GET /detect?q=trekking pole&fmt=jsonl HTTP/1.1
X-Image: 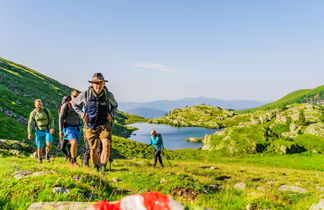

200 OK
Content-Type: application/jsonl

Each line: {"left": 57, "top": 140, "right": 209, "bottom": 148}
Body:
{"left": 162, "top": 152, "right": 172, "bottom": 167}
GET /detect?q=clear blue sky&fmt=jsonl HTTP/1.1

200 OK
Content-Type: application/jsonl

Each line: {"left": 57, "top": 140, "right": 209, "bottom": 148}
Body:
{"left": 1, "top": 0, "right": 323, "bottom": 102}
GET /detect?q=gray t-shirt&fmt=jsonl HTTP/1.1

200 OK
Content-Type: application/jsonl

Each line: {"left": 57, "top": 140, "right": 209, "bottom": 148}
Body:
{"left": 58, "top": 102, "right": 81, "bottom": 133}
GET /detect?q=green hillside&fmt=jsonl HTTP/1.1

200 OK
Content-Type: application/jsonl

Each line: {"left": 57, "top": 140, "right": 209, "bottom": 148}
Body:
{"left": 149, "top": 104, "right": 251, "bottom": 129}
{"left": 0, "top": 57, "right": 144, "bottom": 140}
{"left": 238, "top": 85, "right": 324, "bottom": 113}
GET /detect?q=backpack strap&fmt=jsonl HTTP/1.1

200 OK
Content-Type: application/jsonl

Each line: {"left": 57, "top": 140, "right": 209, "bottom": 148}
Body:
{"left": 43, "top": 108, "right": 50, "bottom": 129}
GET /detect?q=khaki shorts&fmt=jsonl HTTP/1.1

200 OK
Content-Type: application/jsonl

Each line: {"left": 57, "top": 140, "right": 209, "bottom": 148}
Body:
{"left": 84, "top": 121, "right": 112, "bottom": 150}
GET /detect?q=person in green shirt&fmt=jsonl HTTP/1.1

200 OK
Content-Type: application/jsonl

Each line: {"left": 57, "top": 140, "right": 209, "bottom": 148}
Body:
{"left": 27, "top": 99, "right": 54, "bottom": 163}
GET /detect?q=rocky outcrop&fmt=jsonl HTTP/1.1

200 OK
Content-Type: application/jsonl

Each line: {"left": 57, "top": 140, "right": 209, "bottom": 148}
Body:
{"left": 202, "top": 104, "right": 324, "bottom": 155}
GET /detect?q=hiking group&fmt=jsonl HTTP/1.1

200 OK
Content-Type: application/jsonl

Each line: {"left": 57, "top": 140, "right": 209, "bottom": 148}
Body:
{"left": 27, "top": 72, "right": 164, "bottom": 171}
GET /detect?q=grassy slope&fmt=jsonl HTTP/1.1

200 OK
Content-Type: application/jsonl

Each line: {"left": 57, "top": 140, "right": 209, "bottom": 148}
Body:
{"left": 238, "top": 85, "right": 324, "bottom": 113}
{"left": 0, "top": 57, "right": 144, "bottom": 140}
{"left": 1, "top": 153, "right": 323, "bottom": 210}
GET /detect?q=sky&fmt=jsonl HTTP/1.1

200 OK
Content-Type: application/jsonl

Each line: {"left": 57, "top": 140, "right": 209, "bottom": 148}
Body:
{"left": 0, "top": 0, "right": 323, "bottom": 102}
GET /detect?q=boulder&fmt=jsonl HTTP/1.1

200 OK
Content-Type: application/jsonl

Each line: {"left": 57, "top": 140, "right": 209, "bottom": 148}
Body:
{"left": 234, "top": 183, "right": 246, "bottom": 191}
{"left": 278, "top": 185, "right": 307, "bottom": 194}
{"left": 309, "top": 199, "right": 324, "bottom": 210}
{"left": 304, "top": 123, "right": 324, "bottom": 137}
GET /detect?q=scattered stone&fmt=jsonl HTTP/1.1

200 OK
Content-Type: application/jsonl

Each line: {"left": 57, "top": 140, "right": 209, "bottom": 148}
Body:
{"left": 208, "top": 184, "right": 223, "bottom": 191}
{"left": 278, "top": 185, "right": 307, "bottom": 194}
{"left": 112, "top": 178, "right": 121, "bottom": 183}
{"left": 234, "top": 183, "right": 247, "bottom": 191}
{"left": 28, "top": 202, "right": 90, "bottom": 209}
{"left": 81, "top": 192, "right": 99, "bottom": 199}
{"left": 30, "top": 152, "right": 37, "bottom": 158}
{"left": 202, "top": 189, "right": 208, "bottom": 194}
{"left": 12, "top": 170, "right": 32, "bottom": 179}
{"left": 317, "top": 186, "right": 324, "bottom": 192}
{"left": 52, "top": 187, "right": 69, "bottom": 194}
{"left": 309, "top": 199, "right": 324, "bottom": 210}
{"left": 160, "top": 178, "right": 167, "bottom": 184}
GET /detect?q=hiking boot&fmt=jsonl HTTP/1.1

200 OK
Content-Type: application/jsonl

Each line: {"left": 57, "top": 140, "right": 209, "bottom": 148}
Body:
{"left": 83, "top": 159, "right": 89, "bottom": 167}
{"left": 65, "top": 155, "right": 71, "bottom": 162}
{"left": 46, "top": 153, "right": 50, "bottom": 162}
{"left": 93, "top": 165, "right": 100, "bottom": 172}
{"left": 38, "top": 158, "right": 43, "bottom": 164}
{"left": 99, "top": 164, "right": 107, "bottom": 173}
{"left": 71, "top": 158, "right": 79, "bottom": 167}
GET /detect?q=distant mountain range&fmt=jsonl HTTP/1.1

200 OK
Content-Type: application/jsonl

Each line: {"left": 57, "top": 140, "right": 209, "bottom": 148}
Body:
{"left": 119, "top": 97, "right": 267, "bottom": 118}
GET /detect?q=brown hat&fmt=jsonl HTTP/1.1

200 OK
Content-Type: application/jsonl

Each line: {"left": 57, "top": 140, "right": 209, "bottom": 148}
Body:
{"left": 88, "top": 73, "right": 108, "bottom": 83}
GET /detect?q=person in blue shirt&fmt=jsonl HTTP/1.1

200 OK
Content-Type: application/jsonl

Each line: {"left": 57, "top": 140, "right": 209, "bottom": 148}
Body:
{"left": 146, "top": 130, "right": 164, "bottom": 167}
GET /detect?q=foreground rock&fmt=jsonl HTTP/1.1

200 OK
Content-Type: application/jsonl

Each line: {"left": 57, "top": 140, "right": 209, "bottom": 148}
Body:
{"left": 28, "top": 202, "right": 90, "bottom": 210}
{"left": 278, "top": 185, "right": 307, "bottom": 194}
{"left": 28, "top": 192, "right": 185, "bottom": 210}
{"left": 309, "top": 199, "right": 324, "bottom": 210}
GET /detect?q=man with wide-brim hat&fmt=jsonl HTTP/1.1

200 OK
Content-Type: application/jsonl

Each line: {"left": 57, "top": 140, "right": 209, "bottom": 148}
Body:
{"left": 72, "top": 72, "right": 118, "bottom": 172}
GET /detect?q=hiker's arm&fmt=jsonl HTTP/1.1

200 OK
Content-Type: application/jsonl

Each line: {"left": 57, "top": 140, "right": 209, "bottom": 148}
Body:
{"left": 27, "top": 111, "right": 35, "bottom": 139}
{"left": 58, "top": 103, "right": 67, "bottom": 136}
{"left": 147, "top": 137, "right": 152, "bottom": 147}
{"left": 72, "top": 91, "right": 86, "bottom": 118}
{"left": 108, "top": 91, "right": 118, "bottom": 115}
{"left": 48, "top": 109, "right": 55, "bottom": 129}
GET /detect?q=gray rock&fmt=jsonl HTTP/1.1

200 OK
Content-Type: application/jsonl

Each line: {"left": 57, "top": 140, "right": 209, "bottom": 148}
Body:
{"left": 112, "top": 177, "right": 121, "bottom": 183}
{"left": 28, "top": 202, "right": 91, "bottom": 209}
{"left": 12, "top": 170, "right": 32, "bottom": 179}
{"left": 52, "top": 187, "right": 69, "bottom": 194}
{"left": 309, "top": 199, "right": 324, "bottom": 210}
{"left": 317, "top": 186, "right": 324, "bottom": 192}
{"left": 160, "top": 178, "right": 167, "bottom": 184}
{"left": 234, "top": 183, "right": 246, "bottom": 191}
{"left": 81, "top": 192, "right": 99, "bottom": 199}
{"left": 278, "top": 185, "right": 307, "bottom": 194}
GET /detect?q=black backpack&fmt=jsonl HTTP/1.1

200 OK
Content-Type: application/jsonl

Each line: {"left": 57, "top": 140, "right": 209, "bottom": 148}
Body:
{"left": 58, "top": 96, "right": 72, "bottom": 114}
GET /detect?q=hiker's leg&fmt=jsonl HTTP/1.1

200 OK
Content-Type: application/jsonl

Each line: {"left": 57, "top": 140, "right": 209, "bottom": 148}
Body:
{"left": 153, "top": 149, "right": 159, "bottom": 166}
{"left": 37, "top": 147, "right": 43, "bottom": 160}
{"left": 100, "top": 138, "right": 110, "bottom": 165}
{"left": 83, "top": 135, "right": 90, "bottom": 166}
{"left": 61, "top": 140, "right": 69, "bottom": 157}
{"left": 70, "top": 139, "right": 77, "bottom": 159}
{"left": 45, "top": 132, "right": 53, "bottom": 154}
{"left": 35, "top": 130, "right": 45, "bottom": 162}
{"left": 90, "top": 147, "right": 99, "bottom": 166}
{"left": 157, "top": 150, "right": 163, "bottom": 166}
{"left": 46, "top": 142, "right": 51, "bottom": 154}
{"left": 98, "top": 139, "right": 103, "bottom": 164}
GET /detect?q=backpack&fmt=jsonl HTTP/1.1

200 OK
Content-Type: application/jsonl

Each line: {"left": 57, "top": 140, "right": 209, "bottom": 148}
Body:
{"left": 85, "top": 86, "right": 112, "bottom": 111}
{"left": 32, "top": 108, "right": 50, "bottom": 130}
{"left": 58, "top": 95, "right": 72, "bottom": 114}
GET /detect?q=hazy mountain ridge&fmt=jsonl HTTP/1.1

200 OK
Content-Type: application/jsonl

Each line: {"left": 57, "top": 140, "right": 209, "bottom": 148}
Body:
{"left": 119, "top": 97, "right": 266, "bottom": 118}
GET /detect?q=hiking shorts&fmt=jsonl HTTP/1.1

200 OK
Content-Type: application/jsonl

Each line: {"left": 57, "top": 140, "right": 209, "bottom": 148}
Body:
{"left": 63, "top": 126, "right": 81, "bottom": 142}
{"left": 84, "top": 121, "right": 112, "bottom": 150}
{"left": 35, "top": 129, "right": 53, "bottom": 148}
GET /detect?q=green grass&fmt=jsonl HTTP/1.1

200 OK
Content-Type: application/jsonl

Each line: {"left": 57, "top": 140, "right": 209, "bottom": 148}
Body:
{"left": 0, "top": 153, "right": 323, "bottom": 209}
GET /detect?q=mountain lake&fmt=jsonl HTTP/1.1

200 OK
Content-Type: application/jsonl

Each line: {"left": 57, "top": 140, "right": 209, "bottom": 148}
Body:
{"left": 127, "top": 123, "right": 220, "bottom": 150}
